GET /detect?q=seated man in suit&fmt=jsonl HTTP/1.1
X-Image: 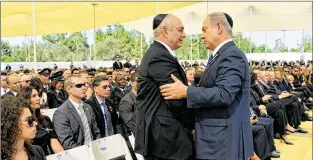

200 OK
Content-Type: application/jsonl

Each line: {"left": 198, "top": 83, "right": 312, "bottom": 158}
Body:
{"left": 255, "top": 71, "right": 308, "bottom": 133}
{"left": 1, "top": 73, "right": 21, "bottom": 98}
{"left": 119, "top": 72, "right": 138, "bottom": 135}
{"left": 53, "top": 75, "right": 101, "bottom": 150}
{"left": 113, "top": 55, "right": 123, "bottom": 70}
{"left": 84, "top": 75, "right": 119, "bottom": 137}
{"left": 250, "top": 108, "right": 280, "bottom": 158}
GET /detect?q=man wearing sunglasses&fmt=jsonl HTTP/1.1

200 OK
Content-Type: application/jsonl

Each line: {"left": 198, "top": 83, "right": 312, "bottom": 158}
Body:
{"left": 85, "top": 76, "right": 119, "bottom": 138}
{"left": 20, "top": 74, "right": 33, "bottom": 88}
{"left": 53, "top": 75, "right": 101, "bottom": 150}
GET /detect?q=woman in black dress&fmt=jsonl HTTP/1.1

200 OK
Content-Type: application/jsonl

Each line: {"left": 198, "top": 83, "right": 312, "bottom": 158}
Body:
{"left": 18, "top": 86, "right": 64, "bottom": 156}
{"left": 1, "top": 96, "right": 46, "bottom": 160}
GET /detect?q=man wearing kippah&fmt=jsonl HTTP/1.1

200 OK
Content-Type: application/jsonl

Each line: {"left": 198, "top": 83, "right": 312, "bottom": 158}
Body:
{"left": 135, "top": 13, "right": 195, "bottom": 160}
{"left": 160, "top": 12, "right": 254, "bottom": 160}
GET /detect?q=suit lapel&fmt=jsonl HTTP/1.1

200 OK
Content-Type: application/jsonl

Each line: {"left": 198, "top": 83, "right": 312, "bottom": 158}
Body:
{"left": 92, "top": 95, "right": 105, "bottom": 118}
{"left": 67, "top": 100, "right": 85, "bottom": 133}
{"left": 199, "top": 41, "right": 235, "bottom": 86}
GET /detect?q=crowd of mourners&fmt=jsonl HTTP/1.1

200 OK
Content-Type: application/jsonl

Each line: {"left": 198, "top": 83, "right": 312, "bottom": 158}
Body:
{"left": 1, "top": 56, "right": 312, "bottom": 160}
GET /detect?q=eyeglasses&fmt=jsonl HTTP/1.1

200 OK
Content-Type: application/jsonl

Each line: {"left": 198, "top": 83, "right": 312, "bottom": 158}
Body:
{"left": 72, "top": 83, "right": 86, "bottom": 88}
{"left": 102, "top": 85, "right": 111, "bottom": 90}
{"left": 24, "top": 116, "right": 37, "bottom": 127}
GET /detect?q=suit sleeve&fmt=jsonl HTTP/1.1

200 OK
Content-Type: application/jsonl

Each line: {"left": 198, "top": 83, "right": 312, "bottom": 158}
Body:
{"left": 149, "top": 52, "right": 185, "bottom": 108}
{"left": 187, "top": 52, "right": 246, "bottom": 108}
{"left": 53, "top": 109, "right": 79, "bottom": 149}
{"left": 119, "top": 96, "right": 136, "bottom": 133}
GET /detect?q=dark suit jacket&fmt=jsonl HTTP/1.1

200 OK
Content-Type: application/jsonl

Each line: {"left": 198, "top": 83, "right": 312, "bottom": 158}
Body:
{"left": 111, "top": 87, "right": 128, "bottom": 111}
{"left": 123, "top": 62, "right": 132, "bottom": 68}
{"left": 84, "top": 94, "right": 120, "bottom": 137}
{"left": 52, "top": 100, "right": 101, "bottom": 150}
{"left": 135, "top": 41, "right": 194, "bottom": 159}
{"left": 113, "top": 61, "right": 123, "bottom": 70}
{"left": 25, "top": 143, "right": 46, "bottom": 160}
{"left": 187, "top": 41, "right": 253, "bottom": 159}
{"left": 47, "top": 90, "right": 67, "bottom": 109}
{"left": 119, "top": 91, "right": 137, "bottom": 135}
{"left": 1, "top": 90, "right": 15, "bottom": 99}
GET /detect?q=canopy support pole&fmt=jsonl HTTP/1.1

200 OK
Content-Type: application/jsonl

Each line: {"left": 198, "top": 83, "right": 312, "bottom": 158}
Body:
{"left": 92, "top": 3, "right": 97, "bottom": 61}
{"left": 32, "top": 2, "right": 37, "bottom": 69}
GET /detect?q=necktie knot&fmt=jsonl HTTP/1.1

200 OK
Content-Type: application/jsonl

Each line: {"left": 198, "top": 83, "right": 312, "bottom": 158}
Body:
{"left": 206, "top": 54, "right": 214, "bottom": 66}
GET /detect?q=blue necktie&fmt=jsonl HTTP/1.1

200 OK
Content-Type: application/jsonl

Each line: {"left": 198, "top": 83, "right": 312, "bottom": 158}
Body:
{"left": 206, "top": 54, "right": 214, "bottom": 67}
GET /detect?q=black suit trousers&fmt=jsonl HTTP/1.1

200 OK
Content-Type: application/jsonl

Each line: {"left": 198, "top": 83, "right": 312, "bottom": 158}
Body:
{"left": 266, "top": 103, "right": 287, "bottom": 136}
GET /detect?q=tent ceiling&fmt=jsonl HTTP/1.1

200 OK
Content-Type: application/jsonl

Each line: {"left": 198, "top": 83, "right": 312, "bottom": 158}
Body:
{"left": 1, "top": 2, "right": 199, "bottom": 37}
{"left": 121, "top": 2, "right": 312, "bottom": 36}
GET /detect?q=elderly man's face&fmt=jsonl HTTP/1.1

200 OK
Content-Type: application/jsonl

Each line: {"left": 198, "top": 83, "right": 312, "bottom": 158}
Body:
{"left": 164, "top": 16, "right": 186, "bottom": 50}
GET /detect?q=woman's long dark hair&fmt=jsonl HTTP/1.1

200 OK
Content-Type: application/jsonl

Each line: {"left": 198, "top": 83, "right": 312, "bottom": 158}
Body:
{"left": 29, "top": 77, "right": 43, "bottom": 97}
{"left": 17, "top": 86, "right": 47, "bottom": 128}
{"left": 1, "top": 97, "right": 32, "bottom": 160}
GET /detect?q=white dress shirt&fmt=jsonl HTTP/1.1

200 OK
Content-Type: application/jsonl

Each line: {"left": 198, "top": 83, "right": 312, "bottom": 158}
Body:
{"left": 155, "top": 40, "right": 176, "bottom": 58}
{"left": 211, "top": 39, "right": 233, "bottom": 57}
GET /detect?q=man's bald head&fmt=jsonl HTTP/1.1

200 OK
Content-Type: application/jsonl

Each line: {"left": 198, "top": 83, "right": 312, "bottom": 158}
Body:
{"left": 6, "top": 74, "right": 21, "bottom": 92}
{"left": 153, "top": 14, "right": 186, "bottom": 50}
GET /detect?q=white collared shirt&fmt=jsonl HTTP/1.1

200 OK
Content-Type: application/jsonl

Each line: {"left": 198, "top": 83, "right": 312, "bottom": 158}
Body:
{"left": 211, "top": 39, "right": 233, "bottom": 57}
{"left": 155, "top": 40, "right": 176, "bottom": 58}
{"left": 1, "top": 87, "right": 7, "bottom": 96}
{"left": 69, "top": 98, "right": 84, "bottom": 115}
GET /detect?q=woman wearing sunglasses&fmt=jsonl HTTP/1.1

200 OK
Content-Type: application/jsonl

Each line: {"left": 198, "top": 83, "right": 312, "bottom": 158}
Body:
{"left": 1, "top": 96, "right": 46, "bottom": 160}
{"left": 18, "top": 86, "right": 64, "bottom": 156}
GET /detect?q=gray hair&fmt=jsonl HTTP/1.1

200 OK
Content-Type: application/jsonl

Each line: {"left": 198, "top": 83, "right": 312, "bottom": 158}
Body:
{"left": 207, "top": 12, "right": 233, "bottom": 36}
{"left": 153, "top": 14, "right": 175, "bottom": 37}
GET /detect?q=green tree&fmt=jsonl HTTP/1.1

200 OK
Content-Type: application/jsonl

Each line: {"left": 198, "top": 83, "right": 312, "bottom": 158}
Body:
{"left": 1, "top": 40, "right": 12, "bottom": 56}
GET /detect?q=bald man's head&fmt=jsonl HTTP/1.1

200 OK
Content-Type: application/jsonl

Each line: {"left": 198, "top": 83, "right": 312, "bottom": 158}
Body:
{"left": 7, "top": 74, "right": 21, "bottom": 92}
{"left": 153, "top": 14, "right": 186, "bottom": 50}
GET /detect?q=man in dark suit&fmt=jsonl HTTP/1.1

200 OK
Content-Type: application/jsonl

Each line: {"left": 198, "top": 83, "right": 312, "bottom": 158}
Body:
{"left": 111, "top": 74, "right": 128, "bottom": 111}
{"left": 113, "top": 55, "right": 123, "bottom": 70}
{"left": 160, "top": 13, "right": 253, "bottom": 160}
{"left": 84, "top": 76, "right": 119, "bottom": 137}
{"left": 1, "top": 74, "right": 21, "bottom": 98}
{"left": 53, "top": 75, "right": 101, "bottom": 150}
{"left": 119, "top": 72, "right": 138, "bottom": 134}
{"left": 135, "top": 13, "right": 194, "bottom": 160}
{"left": 124, "top": 56, "right": 132, "bottom": 69}
{"left": 131, "top": 59, "right": 140, "bottom": 71}
{"left": 1, "top": 71, "right": 8, "bottom": 96}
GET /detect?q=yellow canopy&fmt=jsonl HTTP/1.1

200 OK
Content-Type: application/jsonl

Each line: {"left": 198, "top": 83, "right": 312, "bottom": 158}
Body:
{"left": 1, "top": 2, "right": 199, "bottom": 37}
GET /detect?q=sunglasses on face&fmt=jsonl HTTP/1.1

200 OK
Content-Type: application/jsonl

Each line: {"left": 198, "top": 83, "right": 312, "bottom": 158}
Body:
{"left": 20, "top": 80, "right": 31, "bottom": 83}
{"left": 24, "top": 116, "right": 37, "bottom": 127}
{"left": 72, "top": 83, "right": 86, "bottom": 88}
{"left": 101, "top": 84, "right": 111, "bottom": 90}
